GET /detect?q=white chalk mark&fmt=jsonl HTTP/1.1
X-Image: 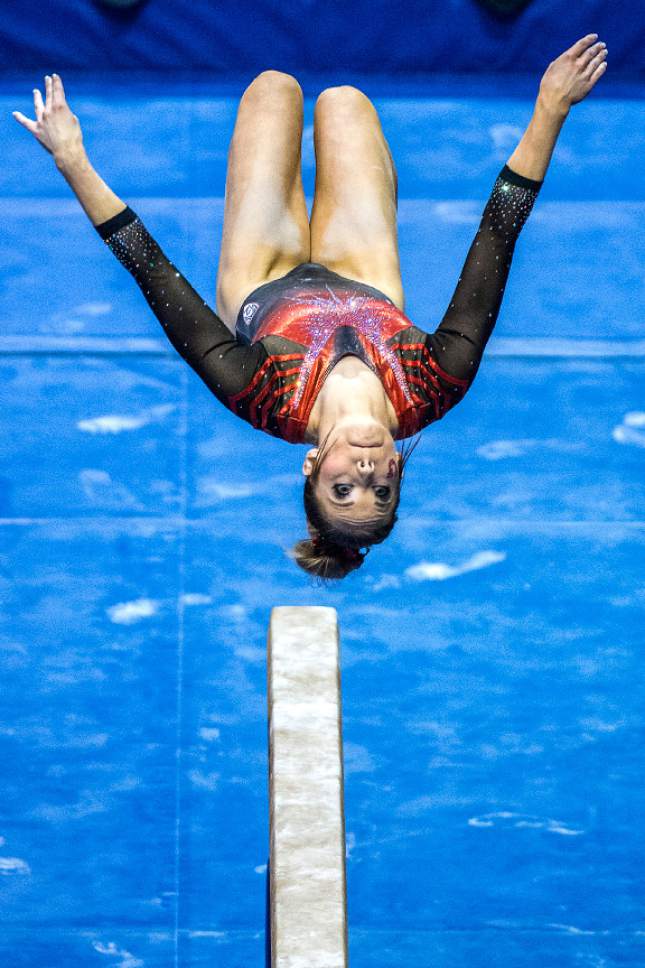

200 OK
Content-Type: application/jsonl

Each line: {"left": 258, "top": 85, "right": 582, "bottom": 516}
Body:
{"left": 0, "top": 856, "right": 31, "bottom": 875}
{"left": 78, "top": 469, "right": 144, "bottom": 509}
{"left": 198, "top": 479, "right": 257, "bottom": 502}
{"left": 77, "top": 403, "right": 175, "bottom": 435}
{"left": 106, "top": 598, "right": 159, "bottom": 625}
{"left": 405, "top": 550, "right": 506, "bottom": 582}
{"left": 489, "top": 122, "right": 524, "bottom": 152}
{"left": 188, "top": 770, "right": 220, "bottom": 791}
{"left": 181, "top": 593, "right": 212, "bottom": 607}
{"left": 92, "top": 940, "right": 143, "bottom": 968}
{"left": 613, "top": 411, "right": 645, "bottom": 448}
{"left": 467, "top": 811, "right": 584, "bottom": 836}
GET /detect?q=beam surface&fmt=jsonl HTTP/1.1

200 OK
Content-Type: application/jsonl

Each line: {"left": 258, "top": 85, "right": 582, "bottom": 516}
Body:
{"left": 268, "top": 606, "right": 348, "bottom": 968}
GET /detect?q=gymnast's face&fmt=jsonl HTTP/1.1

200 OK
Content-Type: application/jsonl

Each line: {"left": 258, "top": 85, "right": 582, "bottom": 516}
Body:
{"left": 302, "top": 421, "right": 401, "bottom": 527}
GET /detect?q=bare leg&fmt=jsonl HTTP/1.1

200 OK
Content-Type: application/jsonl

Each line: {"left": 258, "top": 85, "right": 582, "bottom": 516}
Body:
{"left": 216, "top": 71, "right": 310, "bottom": 331}
{"left": 309, "top": 86, "right": 404, "bottom": 311}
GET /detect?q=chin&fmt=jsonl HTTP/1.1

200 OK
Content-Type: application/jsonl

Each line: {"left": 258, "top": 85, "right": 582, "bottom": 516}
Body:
{"left": 343, "top": 423, "right": 387, "bottom": 448}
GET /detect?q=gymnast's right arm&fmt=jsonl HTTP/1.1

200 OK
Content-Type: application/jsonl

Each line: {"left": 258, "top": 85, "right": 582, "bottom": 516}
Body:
{"left": 57, "top": 160, "right": 266, "bottom": 406}
{"left": 93, "top": 207, "right": 266, "bottom": 403}
{"left": 13, "top": 73, "right": 264, "bottom": 405}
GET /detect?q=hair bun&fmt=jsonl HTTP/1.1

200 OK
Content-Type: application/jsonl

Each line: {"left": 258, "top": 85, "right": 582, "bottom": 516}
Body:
{"left": 292, "top": 536, "right": 366, "bottom": 580}
{"left": 312, "top": 536, "right": 365, "bottom": 564}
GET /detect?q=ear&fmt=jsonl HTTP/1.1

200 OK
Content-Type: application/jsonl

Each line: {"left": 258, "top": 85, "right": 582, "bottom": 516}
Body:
{"left": 302, "top": 447, "right": 318, "bottom": 477}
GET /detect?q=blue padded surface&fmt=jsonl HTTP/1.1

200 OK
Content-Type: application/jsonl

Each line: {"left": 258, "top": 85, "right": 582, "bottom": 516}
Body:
{"left": 2, "top": 0, "right": 643, "bottom": 75}
{"left": 1, "top": 76, "right": 644, "bottom": 967}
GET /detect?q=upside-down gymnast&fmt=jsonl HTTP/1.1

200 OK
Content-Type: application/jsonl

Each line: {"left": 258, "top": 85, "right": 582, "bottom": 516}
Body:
{"left": 14, "top": 34, "right": 607, "bottom": 579}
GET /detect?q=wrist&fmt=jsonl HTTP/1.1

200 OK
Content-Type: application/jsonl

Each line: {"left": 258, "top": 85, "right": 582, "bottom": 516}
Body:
{"left": 55, "top": 145, "right": 89, "bottom": 176}
{"left": 536, "top": 89, "right": 570, "bottom": 122}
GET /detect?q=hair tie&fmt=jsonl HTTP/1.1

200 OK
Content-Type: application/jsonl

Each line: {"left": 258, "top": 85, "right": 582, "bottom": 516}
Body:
{"left": 340, "top": 546, "right": 365, "bottom": 563}
{"left": 311, "top": 536, "right": 364, "bottom": 563}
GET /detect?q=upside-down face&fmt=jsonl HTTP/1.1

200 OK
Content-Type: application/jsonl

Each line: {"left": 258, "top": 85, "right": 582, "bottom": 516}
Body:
{"left": 302, "top": 417, "right": 402, "bottom": 531}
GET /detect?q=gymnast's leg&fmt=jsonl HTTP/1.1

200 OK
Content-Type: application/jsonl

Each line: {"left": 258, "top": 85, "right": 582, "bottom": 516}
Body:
{"left": 216, "top": 71, "right": 311, "bottom": 331}
{"left": 309, "top": 85, "right": 404, "bottom": 311}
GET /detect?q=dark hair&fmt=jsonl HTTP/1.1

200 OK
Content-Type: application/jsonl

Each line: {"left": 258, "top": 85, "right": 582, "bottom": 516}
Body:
{"left": 291, "top": 434, "right": 419, "bottom": 580}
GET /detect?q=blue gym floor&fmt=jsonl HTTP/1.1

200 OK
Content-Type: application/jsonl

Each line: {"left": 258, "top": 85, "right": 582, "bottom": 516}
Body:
{"left": 1, "top": 76, "right": 644, "bottom": 967}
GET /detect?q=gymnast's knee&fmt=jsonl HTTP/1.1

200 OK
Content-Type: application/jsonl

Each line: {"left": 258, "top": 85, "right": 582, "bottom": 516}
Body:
{"left": 315, "top": 85, "right": 373, "bottom": 116}
{"left": 244, "top": 70, "right": 303, "bottom": 103}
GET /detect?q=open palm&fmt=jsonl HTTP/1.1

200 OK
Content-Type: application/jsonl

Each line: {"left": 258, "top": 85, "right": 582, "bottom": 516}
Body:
{"left": 13, "top": 73, "right": 83, "bottom": 160}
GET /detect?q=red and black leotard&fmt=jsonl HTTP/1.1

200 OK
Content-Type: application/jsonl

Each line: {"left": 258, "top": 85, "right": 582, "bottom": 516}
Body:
{"left": 96, "top": 164, "right": 542, "bottom": 443}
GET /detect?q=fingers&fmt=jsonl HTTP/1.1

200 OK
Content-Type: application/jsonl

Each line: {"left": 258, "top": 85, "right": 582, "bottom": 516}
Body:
{"left": 583, "top": 46, "right": 608, "bottom": 79}
{"left": 32, "top": 74, "right": 66, "bottom": 117}
{"left": 33, "top": 86, "right": 44, "bottom": 121}
{"left": 44, "top": 74, "right": 53, "bottom": 111}
{"left": 569, "top": 33, "right": 598, "bottom": 57}
{"left": 14, "top": 74, "right": 70, "bottom": 138}
{"left": 52, "top": 73, "right": 66, "bottom": 108}
{"left": 589, "top": 60, "right": 608, "bottom": 86}
{"left": 12, "top": 110, "right": 39, "bottom": 136}
{"left": 578, "top": 39, "right": 606, "bottom": 69}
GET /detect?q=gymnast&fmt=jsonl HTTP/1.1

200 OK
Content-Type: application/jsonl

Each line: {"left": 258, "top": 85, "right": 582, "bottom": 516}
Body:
{"left": 13, "top": 34, "right": 607, "bottom": 578}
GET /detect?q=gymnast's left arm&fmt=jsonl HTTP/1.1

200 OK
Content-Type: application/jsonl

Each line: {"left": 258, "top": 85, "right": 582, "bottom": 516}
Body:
{"left": 426, "top": 33, "right": 608, "bottom": 386}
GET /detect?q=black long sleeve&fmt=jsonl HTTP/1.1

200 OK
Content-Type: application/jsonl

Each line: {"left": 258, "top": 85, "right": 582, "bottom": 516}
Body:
{"left": 95, "top": 206, "right": 267, "bottom": 403}
{"left": 426, "top": 164, "right": 542, "bottom": 382}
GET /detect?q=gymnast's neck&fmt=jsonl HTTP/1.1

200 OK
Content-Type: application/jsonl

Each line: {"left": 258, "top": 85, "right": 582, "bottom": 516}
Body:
{"left": 305, "top": 355, "right": 399, "bottom": 445}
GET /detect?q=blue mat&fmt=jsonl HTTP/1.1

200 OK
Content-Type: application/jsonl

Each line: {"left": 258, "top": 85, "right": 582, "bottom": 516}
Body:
{"left": 2, "top": 0, "right": 642, "bottom": 75}
{"left": 1, "top": 76, "right": 644, "bottom": 967}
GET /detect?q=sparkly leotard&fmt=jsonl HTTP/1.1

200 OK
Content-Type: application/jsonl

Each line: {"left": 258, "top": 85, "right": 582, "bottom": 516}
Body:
{"left": 96, "top": 164, "right": 542, "bottom": 442}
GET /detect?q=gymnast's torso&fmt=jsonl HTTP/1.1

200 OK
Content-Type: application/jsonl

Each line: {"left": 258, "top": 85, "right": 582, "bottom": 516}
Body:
{"left": 95, "top": 163, "right": 542, "bottom": 443}
{"left": 231, "top": 262, "right": 468, "bottom": 441}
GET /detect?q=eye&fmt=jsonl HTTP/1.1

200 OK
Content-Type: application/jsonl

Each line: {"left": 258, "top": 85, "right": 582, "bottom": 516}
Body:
{"left": 333, "top": 483, "right": 353, "bottom": 498}
{"left": 374, "top": 486, "right": 391, "bottom": 500}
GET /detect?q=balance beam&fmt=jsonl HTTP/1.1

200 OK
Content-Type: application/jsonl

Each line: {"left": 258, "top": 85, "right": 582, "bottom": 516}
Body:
{"left": 267, "top": 606, "right": 348, "bottom": 968}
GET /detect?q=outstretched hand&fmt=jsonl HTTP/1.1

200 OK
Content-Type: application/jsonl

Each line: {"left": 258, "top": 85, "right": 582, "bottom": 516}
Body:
{"left": 13, "top": 74, "right": 84, "bottom": 164}
{"left": 539, "top": 34, "right": 608, "bottom": 115}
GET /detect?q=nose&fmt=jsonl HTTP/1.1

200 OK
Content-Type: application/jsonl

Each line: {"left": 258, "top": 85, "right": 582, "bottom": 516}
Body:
{"left": 356, "top": 458, "right": 374, "bottom": 475}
